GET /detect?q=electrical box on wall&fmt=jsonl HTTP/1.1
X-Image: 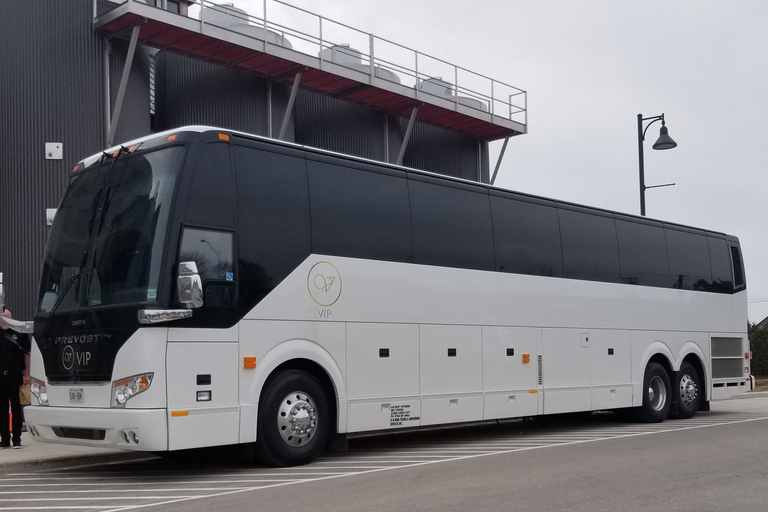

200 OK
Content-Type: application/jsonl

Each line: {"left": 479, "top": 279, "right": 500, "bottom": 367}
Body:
{"left": 45, "top": 142, "right": 63, "bottom": 160}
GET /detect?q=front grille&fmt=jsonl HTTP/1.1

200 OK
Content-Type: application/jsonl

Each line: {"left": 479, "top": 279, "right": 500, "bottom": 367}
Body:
{"left": 52, "top": 427, "right": 106, "bottom": 441}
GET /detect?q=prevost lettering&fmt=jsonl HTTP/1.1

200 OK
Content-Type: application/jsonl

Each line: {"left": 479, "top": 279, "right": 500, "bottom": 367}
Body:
{"left": 52, "top": 334, "right": 105, "bottom": 345}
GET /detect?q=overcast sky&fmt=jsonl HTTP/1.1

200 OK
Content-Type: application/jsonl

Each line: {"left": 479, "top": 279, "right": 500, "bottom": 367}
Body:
{"left": 229, "top": 0, "right": 768, "bottom": 322}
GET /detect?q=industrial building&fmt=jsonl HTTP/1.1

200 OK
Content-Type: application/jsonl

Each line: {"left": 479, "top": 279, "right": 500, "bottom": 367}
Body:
{"left": 0, "top": 0, "right": 527, "bottom": 319}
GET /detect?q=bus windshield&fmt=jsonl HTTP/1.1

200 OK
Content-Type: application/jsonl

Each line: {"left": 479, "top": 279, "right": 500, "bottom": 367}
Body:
{"left": 38, "top": 146, "right": 185, "bottom": 313}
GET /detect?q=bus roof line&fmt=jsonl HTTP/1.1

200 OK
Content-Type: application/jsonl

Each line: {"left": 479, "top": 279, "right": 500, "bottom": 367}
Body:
{"left": 81, "top": 126, "right": 730, "bottom": 240}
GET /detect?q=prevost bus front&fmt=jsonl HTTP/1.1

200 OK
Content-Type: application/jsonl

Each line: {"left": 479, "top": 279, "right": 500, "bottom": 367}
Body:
{"left": 22, "top": 126, "right": 752, "bottom": 466}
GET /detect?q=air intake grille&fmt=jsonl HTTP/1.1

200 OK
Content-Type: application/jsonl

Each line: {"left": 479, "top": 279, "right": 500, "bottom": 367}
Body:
{"left": 712, "top": 337, "right": 742, "bottom": 357}
{"left": 52, "top": 427, "right": 106, "bottom": 441}
{"left": 538, "top": 355, "right": 543, "bottom": 386}
{"left": 711, "top": 337, "right": 744, "bottom": 379}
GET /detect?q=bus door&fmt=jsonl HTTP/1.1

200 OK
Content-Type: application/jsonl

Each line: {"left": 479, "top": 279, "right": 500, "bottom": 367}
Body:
{"left": 166, "top": 227, "right": 240, "bottom": 450}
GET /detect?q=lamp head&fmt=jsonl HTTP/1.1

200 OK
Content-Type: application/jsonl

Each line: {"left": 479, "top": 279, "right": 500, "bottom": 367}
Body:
{"left": 652, "top": 124, "right": 677, "bottom": 150}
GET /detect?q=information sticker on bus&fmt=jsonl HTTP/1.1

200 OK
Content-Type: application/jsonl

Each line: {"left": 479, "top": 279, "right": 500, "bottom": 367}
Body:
{"left": 69, "top": 388, "right": 84, "bottom": 405}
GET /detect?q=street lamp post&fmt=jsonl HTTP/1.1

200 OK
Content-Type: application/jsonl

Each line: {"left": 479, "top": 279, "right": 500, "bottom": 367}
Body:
{"left": 637, "top": 113, "right": 677, "bottom": 216}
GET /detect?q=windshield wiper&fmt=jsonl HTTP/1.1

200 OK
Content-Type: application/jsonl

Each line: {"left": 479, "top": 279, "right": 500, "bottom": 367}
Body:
{"left": 82, "top": 248, "right": 110, "bottom": 341}
{"left": 41, "top": 271, "right": 81, "bottom": 343}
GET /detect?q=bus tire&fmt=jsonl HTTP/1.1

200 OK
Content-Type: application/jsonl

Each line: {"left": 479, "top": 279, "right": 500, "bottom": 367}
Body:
{"left": 632, "top": 362, "right": 671, "bottom": 423}
{"left": 671, "top": 362, "right": 701, "bottom": 419}
{"left": 256, "top": 370, "right": 330, "bottom": 466}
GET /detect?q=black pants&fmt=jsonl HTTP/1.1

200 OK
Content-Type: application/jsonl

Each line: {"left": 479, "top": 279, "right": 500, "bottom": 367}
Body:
{"left": 0, "top": 373, "right": 23, "bottom": 444}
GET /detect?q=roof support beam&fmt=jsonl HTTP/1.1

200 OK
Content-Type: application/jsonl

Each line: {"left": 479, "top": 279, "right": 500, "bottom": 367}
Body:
{"left": 107, "top": 25, "right": 140, "bottom": 147}
{"left": 279, "top": 70, "right": 302, "bottom": 141}
{"left": 396, "top": 106, "right": 419, "bottom": 166}
{"left": 490, "top": 136, "right": 510, "bottom": 185}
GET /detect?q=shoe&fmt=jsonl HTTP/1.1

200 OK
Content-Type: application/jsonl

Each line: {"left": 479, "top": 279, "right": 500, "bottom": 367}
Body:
{"left": 1, "top": 440, "right": 9, "bottom": 449}
{"left": 12, "top": 440, "right": 21, "bottom": 449}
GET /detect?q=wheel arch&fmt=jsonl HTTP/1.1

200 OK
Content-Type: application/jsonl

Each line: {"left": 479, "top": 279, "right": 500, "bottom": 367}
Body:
{"left": 640, "top": 342, "right": 675, "bottom": 377}
{"left": 635, "top": 343, "right": 674, "bottom": 407}
{"left": 679, "top": 344, "right": 706, "bottom": 380}
{"left": 679, "top": 345, "right": 708, "bottom": 403}
{"left": 249, "top": 339, "right": 346, "bottom": 434}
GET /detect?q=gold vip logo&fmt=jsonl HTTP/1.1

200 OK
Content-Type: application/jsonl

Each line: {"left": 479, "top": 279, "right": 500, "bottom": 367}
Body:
{"left": 308, "top": 261, "right": 342, "bottom": 308}
{"left": 62, "top": 345, "right": 75, "bottom": 370}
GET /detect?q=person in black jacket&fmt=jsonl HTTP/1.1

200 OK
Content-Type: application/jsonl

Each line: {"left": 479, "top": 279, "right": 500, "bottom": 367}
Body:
{"left": 1, "top": 308, "right": 30, "bottom": 449}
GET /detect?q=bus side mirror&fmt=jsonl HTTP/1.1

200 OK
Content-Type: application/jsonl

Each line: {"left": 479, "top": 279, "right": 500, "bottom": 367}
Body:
{"left": 177, "top": 261, "right": 203, "bottom": 309}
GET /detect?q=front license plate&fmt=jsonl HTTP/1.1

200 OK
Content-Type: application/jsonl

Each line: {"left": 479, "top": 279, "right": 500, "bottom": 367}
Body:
{"left": 69, "top": 388, "right": 84, "bottom": 405}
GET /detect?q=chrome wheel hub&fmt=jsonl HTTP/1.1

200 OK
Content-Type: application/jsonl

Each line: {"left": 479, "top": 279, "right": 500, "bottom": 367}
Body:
{"left": 277, "top": 391, "right": 318, "bottom": 447}
{"left": 648, "top": 375, "right": 667, "bottom": 412}
{"left": 679, "top": 374, "right": 698, "bottom": 407}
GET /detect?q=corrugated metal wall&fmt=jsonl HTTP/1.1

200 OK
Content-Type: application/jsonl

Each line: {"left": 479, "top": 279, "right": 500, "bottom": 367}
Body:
{"left": 110, "top": 38, "right": 151, "bottom": 145}
{"left": 295, "top": 91, "right": 388, "bottom": 161}
{"left": 401, "top": 121, "right": 489, "bottom": 182}
{"left": 154, "top": 52, "right": 274, "bottom": 137}
{"left": 0, "top": 1, "right": 149, "bottom": 319}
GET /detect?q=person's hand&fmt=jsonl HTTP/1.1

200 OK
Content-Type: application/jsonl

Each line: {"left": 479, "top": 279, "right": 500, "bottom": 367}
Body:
{"left": 0, "top": 309, "right": 10, "bottom": 331}
{"left": 23, "top": 374, "right": 30, "bottom": 386}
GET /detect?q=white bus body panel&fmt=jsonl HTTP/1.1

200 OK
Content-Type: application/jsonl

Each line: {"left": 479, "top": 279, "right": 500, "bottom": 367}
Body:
{"left": 482, "top": 326, "right": 540, "bottom": 420}
{"left": 245, "top": 255, "right": 745, "bottom": 435}
{"left": 27, "top": 253, "right": 748, "bottom": 450}
{"left": 166, "top": 324, "right": 239, "bottom": 450}
{"left": 346, "top": 323, "right": 421, "bottom": 432}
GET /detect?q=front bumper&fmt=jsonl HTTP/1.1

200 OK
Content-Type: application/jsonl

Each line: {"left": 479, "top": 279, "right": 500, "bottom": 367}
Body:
{"left": 24, "top": 406, "right": 168, "bottom": 451}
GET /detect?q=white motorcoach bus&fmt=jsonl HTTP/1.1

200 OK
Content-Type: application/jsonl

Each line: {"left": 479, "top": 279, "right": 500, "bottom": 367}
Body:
{"left": 20, "top": 127, "right": 752, "bottom": 466}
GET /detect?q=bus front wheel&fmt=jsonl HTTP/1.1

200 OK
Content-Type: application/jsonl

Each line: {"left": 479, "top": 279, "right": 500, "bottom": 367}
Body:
{"left": 256, "top": 370, "right": 330, "bottom": 466}
{"left": 633, "top": 362, "right": 671, "bottom": 423}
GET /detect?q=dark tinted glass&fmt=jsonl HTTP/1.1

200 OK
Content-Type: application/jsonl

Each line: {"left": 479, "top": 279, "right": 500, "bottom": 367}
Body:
{"left": 179, "top": 228, "right": 235, "bottom": 307}
{"left": 179, "top": 228, "right": 234, "bottom": 282}
{"left": 234, "top": 143, "right": 311, "bottom": 310}
{"left": 307, "top": 158, "right": 412, "bottom": 262}
{"left": 615, "top": 219, "right": 669, "bottom": 287}
{"left": 665, "top": 228, "right": 711, "bottom": 290}
{"left": 186, "top": 143, "right": 235, "bottom": 228}
{"left": 731, "top": 246, "right": 745, "bottom": 289}
{"left": 38, "top": 173, "right": 97, "bottom": 312}
{"left": 707, "top": 237, "right": 733, "bottom": 293}
{"left": 491, "top": 195, "right": 562, "bottom": 277}
{"left": 409, "top": 178, "right": 494, "bottom": 271}
{"left": 559, "top": 208, "right": 620, "bottom": 283}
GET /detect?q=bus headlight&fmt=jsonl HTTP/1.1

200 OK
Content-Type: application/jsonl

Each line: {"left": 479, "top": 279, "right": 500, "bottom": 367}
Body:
{"left": 111, "top": 373, "right": 153, "bottom": 408}
{"left": 30, "top": 377, "right": 48, "bottom": 406}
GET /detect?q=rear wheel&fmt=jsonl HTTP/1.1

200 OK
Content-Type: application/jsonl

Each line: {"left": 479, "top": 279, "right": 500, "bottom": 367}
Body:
{"left": 256, "top": 370, "right": 330, "bottom": 466}
{"left": 633, "top": 362, "right": 671, "bottom": 423}
{"left": 671, "top": 362, "right": 701, "bottom": 419}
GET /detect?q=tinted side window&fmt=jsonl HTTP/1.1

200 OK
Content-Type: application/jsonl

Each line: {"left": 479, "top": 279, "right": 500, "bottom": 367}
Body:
{"left": 730, "top": 245, "right": 745, "bottom": 289}
{"left": 559, "top": 208, "right": 620, "bottom": 283}
{"left": 707, "top": 237, "right": 734, "bottom": 293}
{"left": 409, "top": 177, "right": 494, "bottom": 271}
{"left": 491, "top": 195, "right": 562, "bottom": 277}
{"left": 307, "top": 159, "right": 412, "bottom": 262}
{"left": 615, "top": 219, "right": 669, "bottom": 287}
{"left": 179, "top": 228, "right": 235, "bottom": 307}
{"left": 186, "top": 143, "right": 235, "bottom": 228}
{"left": 234, "top": 143, "right": 311, "bottom": 310}
{"left": 664, "top": 228, "right": 711, "bottom": 290}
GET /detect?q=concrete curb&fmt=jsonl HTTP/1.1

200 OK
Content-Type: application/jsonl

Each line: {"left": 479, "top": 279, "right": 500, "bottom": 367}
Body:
{"left": 0, "top": 450, "right": 154, "bottom": 471}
